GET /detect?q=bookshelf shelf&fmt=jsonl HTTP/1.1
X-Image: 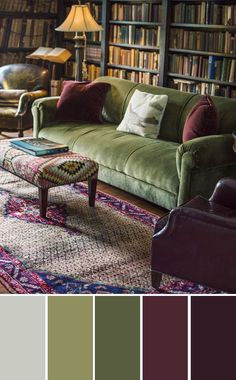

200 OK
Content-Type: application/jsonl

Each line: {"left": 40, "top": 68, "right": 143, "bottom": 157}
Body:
{"left": 109, "top": 42, "right": 160, "bottom": 51}
{"left": 168, "top": 73, "right": 236, "bottom": 87}
{"left": 0, "top": 12, "right": 57, "bottom": 19}
{"left": 171, "top": 23, "right": 236, "bottom": 32}
{"left": 169, "top": 49, "right": 236, "bottom": 59}
{"left": 109, "top": 20, "right": 161, "bottom": 26}
{"left": 107, "top": 63, "right": 159, "bottom": 74}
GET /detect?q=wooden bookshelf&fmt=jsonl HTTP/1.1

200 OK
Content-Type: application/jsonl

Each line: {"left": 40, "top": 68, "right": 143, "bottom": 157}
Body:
{"left": 106, "top": 0, "right": 162, "bottom": 85}
{"left": 0, "top": 0, "right": 58, "bottom": 65}
{"left": 167, "top": 0, "right": 236, "bottom": 97}
{"left": 2, "top": 0, "right": 236, "bottom": 98}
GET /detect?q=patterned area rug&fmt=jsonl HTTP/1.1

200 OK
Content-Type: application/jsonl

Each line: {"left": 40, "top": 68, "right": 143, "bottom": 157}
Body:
{"left": 0, "top": 170, "right": 218, "bottom": 294}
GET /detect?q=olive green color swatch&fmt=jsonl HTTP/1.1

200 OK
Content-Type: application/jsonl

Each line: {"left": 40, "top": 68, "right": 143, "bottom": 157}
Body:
{"left": 95, "top": 296, "right": 140, "bottom": 380}
{"left": 48, "top": 296, "right": 93, "bottom": 380}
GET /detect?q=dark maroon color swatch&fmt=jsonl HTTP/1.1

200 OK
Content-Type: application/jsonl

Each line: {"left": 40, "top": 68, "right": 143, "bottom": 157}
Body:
{"left": 143, "top": 296, "right": 188, "bottom": 380}
{"left": 191, "top": 296, "right": 236, "bottom": 380}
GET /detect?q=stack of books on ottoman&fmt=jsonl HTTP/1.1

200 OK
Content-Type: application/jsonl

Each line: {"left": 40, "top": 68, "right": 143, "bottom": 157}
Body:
{"left": 10, "top": 138, "right": 69, "bottom": 156}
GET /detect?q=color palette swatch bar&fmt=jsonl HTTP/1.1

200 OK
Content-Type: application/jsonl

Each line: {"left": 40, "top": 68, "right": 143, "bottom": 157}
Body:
{"left": 191, "top": 296, "right": 236, "bottom": 380}
{"left": 2, "top": 294, "right": 236, "bottom": 380}
{"left": 48, "top": 296, "right": 93, "bottom": 380}
{"left": 95, "top": 296, "right": 140, "bottom": 380}
{"left": 0, "top": 296, "right": 45, "bottom": 380}
{"left": 143, "top": 296, "right": 188, "bottom": 380}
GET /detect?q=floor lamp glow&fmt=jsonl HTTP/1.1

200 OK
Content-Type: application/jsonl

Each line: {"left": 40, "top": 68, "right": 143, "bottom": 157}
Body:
{"left": 55, "top": 4, "right": 102, "bottom": 81}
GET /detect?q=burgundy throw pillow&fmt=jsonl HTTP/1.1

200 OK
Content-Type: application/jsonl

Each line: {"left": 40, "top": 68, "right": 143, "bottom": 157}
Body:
{"left": 182, "top": 95, "right": 219, "bottom": 142}
{"left": 55, "top": 81, "right": 110, "bottom": 123}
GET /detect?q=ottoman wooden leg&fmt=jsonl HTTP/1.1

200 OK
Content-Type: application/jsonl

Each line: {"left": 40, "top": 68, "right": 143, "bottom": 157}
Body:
{"left": 88, "top": 173, "right": 98, "bottom": 207}
{"left": 38, "top": 188, "right": 48, "bottom": 218}
{"left": 151, "top": 271, "right": 162, "bottom": 290}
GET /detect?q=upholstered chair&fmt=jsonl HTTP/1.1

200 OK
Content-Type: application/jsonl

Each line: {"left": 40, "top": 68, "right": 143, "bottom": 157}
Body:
{"left": 0, "top": 64, "right": 49, "bottom": 137}
{"left": 151, "top": 178, "right": 236, "bottom": 293}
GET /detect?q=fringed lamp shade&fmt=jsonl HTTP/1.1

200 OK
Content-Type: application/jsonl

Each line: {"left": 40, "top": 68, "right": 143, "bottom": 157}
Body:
{"left": 55, "top": 5, "right": 103, "bottom": 33}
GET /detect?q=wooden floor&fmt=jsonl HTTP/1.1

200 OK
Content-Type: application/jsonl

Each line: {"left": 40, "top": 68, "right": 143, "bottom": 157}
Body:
{"left": 0, "top": 130, "right": 167, "bottom": 294}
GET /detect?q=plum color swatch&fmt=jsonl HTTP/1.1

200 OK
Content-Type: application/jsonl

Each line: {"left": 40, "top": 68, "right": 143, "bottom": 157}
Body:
{"left": 143, "top": 296, "right": 188, "bottom": 380}
{"left": 0, "top": 296, "right": 45, "bottom": 380}
{"left": 95, "top": 296, "right": 140, "bottom": 380}
{"left": 48, "top": 296, "right": 93, "bottom": 380}
{"left": 191, "top": 296, "right": 236, "bottom": 380}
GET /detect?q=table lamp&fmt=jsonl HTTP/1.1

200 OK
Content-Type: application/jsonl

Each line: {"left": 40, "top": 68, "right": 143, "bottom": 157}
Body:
{"left": 55, "top": 4, "right": 103, "bottom": 81}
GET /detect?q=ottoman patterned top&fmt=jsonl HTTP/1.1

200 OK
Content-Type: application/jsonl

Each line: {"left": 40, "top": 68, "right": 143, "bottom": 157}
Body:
{"left": 0, "top": 141, "right": 99, "bottom": 189}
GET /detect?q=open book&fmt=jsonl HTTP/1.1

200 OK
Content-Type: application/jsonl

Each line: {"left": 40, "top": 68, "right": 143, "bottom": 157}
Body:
{"left": 27, "top": 47, "right": 72, "bottom": 64}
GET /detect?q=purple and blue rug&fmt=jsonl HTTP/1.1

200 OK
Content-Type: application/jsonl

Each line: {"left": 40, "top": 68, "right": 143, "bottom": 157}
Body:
{"left": 0, "top": 170, "right": 218, "bottom": 294}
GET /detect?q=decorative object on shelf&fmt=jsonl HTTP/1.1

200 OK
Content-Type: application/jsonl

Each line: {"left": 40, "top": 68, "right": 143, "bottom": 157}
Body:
{"left": 55, "top": 3, "right": 103, "bottom": 81}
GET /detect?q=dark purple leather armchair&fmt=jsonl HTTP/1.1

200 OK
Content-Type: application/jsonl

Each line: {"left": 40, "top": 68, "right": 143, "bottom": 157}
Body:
{"left": 151, "top": 178, "right": 236, "bottom": 293}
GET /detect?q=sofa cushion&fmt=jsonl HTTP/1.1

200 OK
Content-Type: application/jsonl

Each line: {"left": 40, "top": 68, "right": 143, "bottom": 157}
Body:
{"left": 55, "top": 81, "right": 110, "bottom": 123}
{"left": 182, "top": 95, "right": 219, "bottom": 142}
{"left": 38, "top": 122, "right": 179, "bottom": 195}
{"left": 117, "top": 89, "right": 168, "bottom": 138}
{"left": 95, "top": 76, "right": 138, "bottom": 124}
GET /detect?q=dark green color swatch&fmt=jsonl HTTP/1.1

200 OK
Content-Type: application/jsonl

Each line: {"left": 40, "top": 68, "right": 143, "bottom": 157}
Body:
{"left": 95, "top": 296, "right": 140, "bottom": 380}
{"left": 48, "top": 296, "right": 93, "bottom": 380}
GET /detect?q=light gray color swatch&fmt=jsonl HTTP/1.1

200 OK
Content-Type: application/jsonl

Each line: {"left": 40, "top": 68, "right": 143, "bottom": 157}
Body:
{"left": 0, "top": 296, "right": 45, "bottom": 380}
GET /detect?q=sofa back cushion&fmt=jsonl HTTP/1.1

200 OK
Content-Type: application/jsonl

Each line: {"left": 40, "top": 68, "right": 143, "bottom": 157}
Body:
{"left": 94, "top": 76, "right": 137, "bottom": 124}
{"left": 95, "top": 77, "right": 236, "bottom": 142}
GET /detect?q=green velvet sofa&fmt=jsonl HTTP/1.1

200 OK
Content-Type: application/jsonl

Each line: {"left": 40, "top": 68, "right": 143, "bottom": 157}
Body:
{"left": 32, "top": 76, "right": 236, "bottom": 210}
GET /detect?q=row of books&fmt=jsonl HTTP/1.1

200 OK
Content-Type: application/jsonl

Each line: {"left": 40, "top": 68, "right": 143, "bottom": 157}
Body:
{"left": 107, "top": 68, "right": 159, "bottom": 86}
{"left": 109, "top": 46, "right": 159, "bottom": 70}
{"left": 111, "top": 3, "right": 161, "bottom": 23}
{"left": 110, "top": 25, "right": 160, "bottom": 47}
{"left": 171, "top": 79, "right": 236, "bottom": 98}
{"left": 64, "top": 62, "right": 100, "bottom": 82}
{"left": 64, "top": 31, "right": 102, "bottom": 43}
{"left": 170, "top": 29, "right": 236, "bottom": 55}
{"left": 0, "top": 0, "right": 57, "bottom": 14}
{"left": 6, "top": 18, "right": 55, "bottom": 49}
{"left": 172, "top": 3, "right": 236, "bottom": 25}
{"left": 0, "top": 19, "right": 7, "bottom": 47}
{"left": 86, "top": 45, "right": 101, "bottom": 62}
{"left": 169, "top": 54, "right": 236, "bottom": 83}
{"left": 89, "top": 3, "right": 102, "bottom": 22}
{"left": 87, "top": 64, "right": 101, "bottom": 81}
{"left": 0, "top": 52, "right": 27, "bottom": 65}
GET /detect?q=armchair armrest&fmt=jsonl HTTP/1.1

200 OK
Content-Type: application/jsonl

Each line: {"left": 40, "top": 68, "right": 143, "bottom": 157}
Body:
{"left": 176, "top": 134, "right": 236, "bottom": 177}
{"left": 32, "top": 96, "right": 59, "bottom": 137}
{"left": 155, "top": 206, "right": 236, "bottom": 240}
{"left": 210, "top": 178, "right": 236, "bottom": 209}
{"left": 16, "top": 89, "right": 48, "bottom": 117}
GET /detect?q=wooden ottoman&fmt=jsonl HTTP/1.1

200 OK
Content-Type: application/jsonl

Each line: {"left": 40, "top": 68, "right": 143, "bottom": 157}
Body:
{"left": 0, "top": 141, "right": 99, "bottom": 218}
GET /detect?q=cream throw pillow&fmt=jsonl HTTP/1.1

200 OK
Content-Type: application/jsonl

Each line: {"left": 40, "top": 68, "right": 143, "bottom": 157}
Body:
{"left": 117, "top": 90, "right": 168, "bottom": 138}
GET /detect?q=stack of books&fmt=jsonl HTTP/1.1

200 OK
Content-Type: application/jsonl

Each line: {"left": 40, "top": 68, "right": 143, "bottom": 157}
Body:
{"left": 10, "top": 138, "right": 69, "bottom": 156}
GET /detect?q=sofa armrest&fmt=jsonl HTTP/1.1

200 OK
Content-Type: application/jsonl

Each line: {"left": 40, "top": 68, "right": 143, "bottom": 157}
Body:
{"left": 32, "top": 96, "right": 59, "bottom": 137}
{"left": 16, "top": 90, "right": 48, "bottom": 117}
{"left": 176, "top": 134, "right": 236, "bottom": 177}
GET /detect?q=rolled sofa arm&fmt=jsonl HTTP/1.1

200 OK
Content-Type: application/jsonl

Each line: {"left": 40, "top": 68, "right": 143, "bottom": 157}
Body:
{"left": 16, "top": 90, "right": 48, "bottom": 117}
{"left": 176, "top": 134, "right": 236, "bottom": 205}
{"left": 176, "top": 134, "right": 236, "bottom": 176}
{"left": 32, "top": 96, "right": 59, "bottom": 137}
